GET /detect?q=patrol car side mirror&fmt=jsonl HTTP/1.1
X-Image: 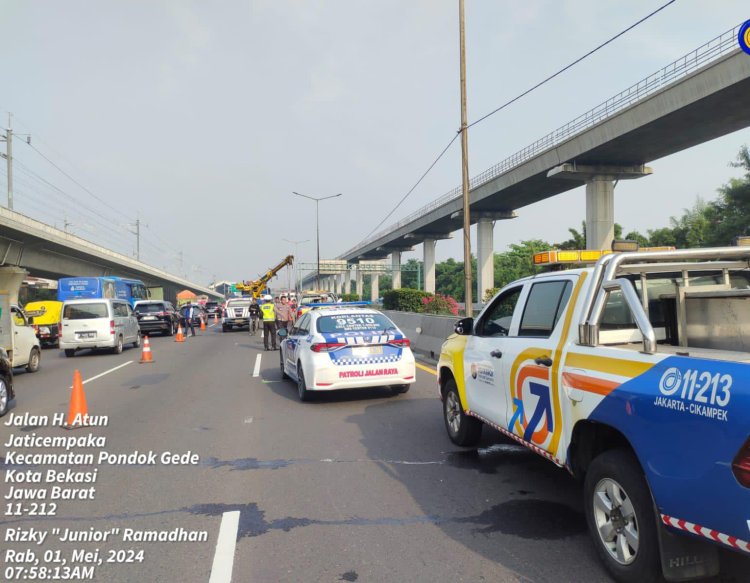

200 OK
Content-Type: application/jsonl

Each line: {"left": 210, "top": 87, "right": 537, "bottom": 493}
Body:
{"left": 277, "top": 328, "right": 288, "bottom": 338}
{"left": 454, "top": 317, "right": 473, "bottom": 336}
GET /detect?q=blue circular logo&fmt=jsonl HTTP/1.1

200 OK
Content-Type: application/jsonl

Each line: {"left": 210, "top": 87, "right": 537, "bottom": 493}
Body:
{"left": 739, "top": 20, "right": 750, "bottom": 55}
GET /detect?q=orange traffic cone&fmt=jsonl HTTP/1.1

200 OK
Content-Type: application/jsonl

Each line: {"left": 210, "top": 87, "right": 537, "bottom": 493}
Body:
{"left": 175, "top": 324, "right": 185, "bottom": 343}
{"left": 213, "top": 313, "right": 218, "bottom": 324}
{"left": 139, "top": 335, "right": 155, "bottom": 363}
{"left": 200, "top": 318, "right": 206, "bottom": 332}
{"left": 64, "top": 370, "right": 90, "bottom": 429}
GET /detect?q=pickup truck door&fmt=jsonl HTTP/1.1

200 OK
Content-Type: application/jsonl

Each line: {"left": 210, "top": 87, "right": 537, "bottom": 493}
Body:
{"left": 463, "top": 285, "right": 524, "bottom": 426}
{"left": 501, "top": 276, "right": 576, "bottom": 459}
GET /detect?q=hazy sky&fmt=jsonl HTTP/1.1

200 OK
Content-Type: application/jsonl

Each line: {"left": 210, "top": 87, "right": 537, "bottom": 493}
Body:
{"left": 1, "top": 1, "right": 748, "bottom": 286}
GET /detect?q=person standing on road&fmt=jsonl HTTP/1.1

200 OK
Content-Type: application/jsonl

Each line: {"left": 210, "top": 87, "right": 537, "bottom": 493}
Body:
{"left": 260, "top": 300, "right": 277, "bottom": 350}
{"left": 248, "top": 298, "right": 261, "bottom": 335}
{"left": 183, "top": 304, "right": 196, "bottom": 337}
{"left": 275, "top": 296, "right": 294, "bottom": 332}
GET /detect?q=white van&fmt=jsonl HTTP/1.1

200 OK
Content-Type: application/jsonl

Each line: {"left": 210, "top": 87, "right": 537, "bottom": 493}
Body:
{"left": 10, "top": 305, "right": 41, "bottom": 372}
{"left": 60, "top": 298, "right": 141, "bottom": 357}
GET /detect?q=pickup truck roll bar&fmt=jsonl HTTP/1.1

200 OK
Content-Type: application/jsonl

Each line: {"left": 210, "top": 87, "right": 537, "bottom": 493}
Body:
{"left": 578, "top": 247, "right": 750, "bottom": 353}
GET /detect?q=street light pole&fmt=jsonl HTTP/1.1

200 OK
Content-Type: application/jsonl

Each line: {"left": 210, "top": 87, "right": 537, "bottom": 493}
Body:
{"left": 292, "top": 192, "right": 342, "bottom": 290}
{"left": 283, "top": 238, "right": 310, "bottom": 293}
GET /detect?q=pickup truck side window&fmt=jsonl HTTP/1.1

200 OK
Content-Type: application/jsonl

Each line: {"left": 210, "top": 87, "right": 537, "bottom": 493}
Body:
{"left": 477, "top": 287, "right": 522, "bottom": 337}
{"left": 519, "top": 280, "right": 573, "bottom": 338}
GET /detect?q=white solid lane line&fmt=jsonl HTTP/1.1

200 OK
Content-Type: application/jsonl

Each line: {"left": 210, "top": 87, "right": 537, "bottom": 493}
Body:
{"left": 252, "top": 354, "right": 262, "bottom": 377}
{"left": 68, "top": 361, "right": 134, "bottom": 388}
{"left": 209, "top": 510, "right": 240, "bottom": 583}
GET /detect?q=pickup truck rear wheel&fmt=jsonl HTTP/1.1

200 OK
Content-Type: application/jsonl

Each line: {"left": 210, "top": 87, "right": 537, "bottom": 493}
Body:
{"left": 443, "top": 378, "right": 482, "bottom": 446}
{"left": 584, "top": 449, "right": 660, "bottom": 583}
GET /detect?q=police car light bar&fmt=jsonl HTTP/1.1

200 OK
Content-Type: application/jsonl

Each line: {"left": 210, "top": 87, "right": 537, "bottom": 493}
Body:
{"left": 307, "top": 301, "right": 372, "bottom": 310}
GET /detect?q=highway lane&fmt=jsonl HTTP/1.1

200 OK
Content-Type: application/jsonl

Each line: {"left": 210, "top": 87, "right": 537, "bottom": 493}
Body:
{"left": 2, "top": 326, "right": 747, "bottom": 582}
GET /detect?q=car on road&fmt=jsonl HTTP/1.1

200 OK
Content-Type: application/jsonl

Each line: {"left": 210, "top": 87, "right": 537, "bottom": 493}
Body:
{"left": 9, "top": 305, "right": 42, "bottom": 372}
{"left": 296, "top": 291, "right": 339, "bottom": 319}
{"left": 134, "top": 300, "right": 180, "bottom": 336}
{"left": 279, "top": 306, "right": 415, "bottom": 401}
{"left": 222, "top": 298, "right": 250, "bottom": 332}
{"left": 60, "top": 298, "right": 141, "bottom": 357}
{"left": 0, "top": 347, "right": 14, "bottom": 416}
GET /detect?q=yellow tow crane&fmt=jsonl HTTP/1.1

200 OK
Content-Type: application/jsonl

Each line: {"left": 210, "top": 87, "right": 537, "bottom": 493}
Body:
{"left": 236, "top": 255, "right": 294, "bottom": 298}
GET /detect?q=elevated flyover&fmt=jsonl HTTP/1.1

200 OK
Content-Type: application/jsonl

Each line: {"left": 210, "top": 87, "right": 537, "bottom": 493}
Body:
{"left": 331, "top": 24, "right": 750, "bottom": 300}
{"left": 0, "top": 207, "right": 220, "bottom": 303}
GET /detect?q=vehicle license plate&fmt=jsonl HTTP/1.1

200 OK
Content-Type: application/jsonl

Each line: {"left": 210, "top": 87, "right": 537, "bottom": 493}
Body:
{"left": 143, "top": 316, "right": 156, "bottom": 320}
{"left": 352, "top": 346, "right": 383, "bottom": 357}
{"left": 77, "top": 331, "right": 96, "bottom": 339}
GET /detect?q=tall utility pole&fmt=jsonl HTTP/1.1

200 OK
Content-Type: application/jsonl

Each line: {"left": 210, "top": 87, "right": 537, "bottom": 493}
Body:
{"left": 128, "top": 218, "right": 141, "bottom": 261}
{"left": 459, "top": 0, "right": 473, "bottom": 317}
{"left": 6, "top": 120, "right": 12, "bottom": 211}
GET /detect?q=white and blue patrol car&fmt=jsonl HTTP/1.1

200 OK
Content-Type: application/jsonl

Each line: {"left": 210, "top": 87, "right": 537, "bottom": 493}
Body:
{"left": 279, "top": 306, "right": 416, "bottom": 401}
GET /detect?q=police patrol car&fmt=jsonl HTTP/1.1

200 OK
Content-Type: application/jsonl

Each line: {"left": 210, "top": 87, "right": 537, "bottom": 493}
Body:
{"left": 438, "top": 243, "right": 750, "bottom": 582}
{"left": 279, "top": 304, "right": 415, "bottom": 401}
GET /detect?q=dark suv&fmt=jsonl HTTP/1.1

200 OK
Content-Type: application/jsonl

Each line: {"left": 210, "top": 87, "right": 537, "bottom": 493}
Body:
{"left": 133, "top": 301, "right": 180, "bottom": 336}
{"left": 0, "top": 348, "right": 14, "bottom": 417}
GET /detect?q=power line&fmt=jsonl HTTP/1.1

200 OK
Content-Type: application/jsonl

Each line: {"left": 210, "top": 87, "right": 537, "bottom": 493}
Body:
{"left": 360, "top": 0, "right": 676, "bottom": 242}
{"left": 24, "top": 140, "right": 132, "bottom": 221}
{"left": 363, "top": 133, "right": 459, "bottom": 239}
{"left": 467, "top": 0, "right": 677, "bottom": 129}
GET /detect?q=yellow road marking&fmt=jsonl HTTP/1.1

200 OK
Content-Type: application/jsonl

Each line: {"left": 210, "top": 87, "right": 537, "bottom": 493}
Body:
{"left": 416, "top": 362, "right": 437, "bottom": 376}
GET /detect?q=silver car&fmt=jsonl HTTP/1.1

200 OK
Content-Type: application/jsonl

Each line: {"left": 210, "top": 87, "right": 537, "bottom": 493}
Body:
{"left": 60, "top": 298, "right": 141, "bottom": 357}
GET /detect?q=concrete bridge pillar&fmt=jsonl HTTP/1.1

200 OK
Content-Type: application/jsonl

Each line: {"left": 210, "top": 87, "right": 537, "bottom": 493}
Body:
{"left": 424, "top": 239, "right": 436, "bottom": 294}
{"left": 371, "top": 273, "right": 379, "bottom": 302}
{"left": 477, "top": 218, "right": 494, "bottom": 303}
{"left": 391, "top": 252, "right": 401, "bottom": 290}
{"left": 547, "top": 163, "right": 652, "bottom": 251}
{"left": 344, "top": 269, "right": 351, "bottom": 294}
{"left": 586, "top": 176, "right": 615, "bottom": 251}
{"left": 356, "top": 265, "right": 363, "bottom": 298}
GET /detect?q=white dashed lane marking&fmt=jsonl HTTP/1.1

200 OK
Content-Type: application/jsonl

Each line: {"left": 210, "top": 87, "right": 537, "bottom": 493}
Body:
{"left": 208, "top": 510, "right": 240, "bottom": 583}
{"left": 252, "top": 354, "right": 262, "bottom": 377}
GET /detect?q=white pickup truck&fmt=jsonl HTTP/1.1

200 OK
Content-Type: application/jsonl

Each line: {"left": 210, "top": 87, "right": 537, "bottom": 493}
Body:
{"left": 438, "top": 246, "right": 750, "bottom": 583}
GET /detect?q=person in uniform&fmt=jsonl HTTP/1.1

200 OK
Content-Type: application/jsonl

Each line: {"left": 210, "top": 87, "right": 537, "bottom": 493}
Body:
{"left": 260, "top": 300, "right": 277, "bottom": 350}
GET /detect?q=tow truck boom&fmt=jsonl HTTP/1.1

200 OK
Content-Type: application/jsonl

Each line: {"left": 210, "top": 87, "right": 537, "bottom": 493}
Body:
{"left": 236, "top": 255, "right": 294, "bottom": 298}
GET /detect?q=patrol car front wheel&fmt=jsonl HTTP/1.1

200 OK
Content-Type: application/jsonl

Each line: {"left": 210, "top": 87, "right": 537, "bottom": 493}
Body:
{"left": 584, "top": 449, "right": 660, "bottom": 583}
{"left": 443, "top": 379, "right": 482, "bottom": 446}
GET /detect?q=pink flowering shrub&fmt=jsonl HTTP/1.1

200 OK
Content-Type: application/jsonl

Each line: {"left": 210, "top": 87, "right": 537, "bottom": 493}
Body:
{"left": 422, "top": 293, "right": 459, "bottom": 316}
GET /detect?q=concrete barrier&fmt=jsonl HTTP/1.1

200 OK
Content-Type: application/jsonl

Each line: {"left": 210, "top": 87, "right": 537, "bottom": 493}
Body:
{"left": 381, "top": 310, "right": 458, "bottom": 361}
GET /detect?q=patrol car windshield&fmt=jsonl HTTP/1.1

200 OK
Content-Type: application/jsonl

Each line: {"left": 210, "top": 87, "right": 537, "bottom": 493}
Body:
{"left": 317, "top": 313, "right": 394, "bottom": 333}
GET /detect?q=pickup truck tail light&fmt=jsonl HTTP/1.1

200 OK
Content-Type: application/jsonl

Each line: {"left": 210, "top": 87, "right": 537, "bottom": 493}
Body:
{"left": 110, "top": 320, "right": 116, "bottom": 335}
{"left": 388, "top": 338, "right": 410, "bottom": 348}
{"left": 732, "top": 437, "right": 750, "bottom": 488}
{"left": 311, "top": 342, "right": 346, "bottom": 353}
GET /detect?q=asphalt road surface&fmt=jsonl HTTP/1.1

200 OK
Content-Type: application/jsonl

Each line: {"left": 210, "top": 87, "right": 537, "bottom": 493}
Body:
{"left": 2, "top": 324, "right": 748, "bottom": 582}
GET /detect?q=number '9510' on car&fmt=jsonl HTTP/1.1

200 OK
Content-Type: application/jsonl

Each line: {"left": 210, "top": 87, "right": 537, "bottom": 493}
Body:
{"left": 279, "top": 307, "right": 415, "bottom": 401}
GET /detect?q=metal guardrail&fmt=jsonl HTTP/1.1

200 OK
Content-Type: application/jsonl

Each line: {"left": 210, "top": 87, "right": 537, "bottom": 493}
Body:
{"left": 341, "top": 23, "right": 743, "bottom": 259}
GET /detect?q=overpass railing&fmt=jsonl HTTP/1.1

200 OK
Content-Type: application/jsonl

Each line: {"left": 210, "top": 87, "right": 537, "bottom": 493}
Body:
{"left": 341, "top": 22, "right": 743, "bottom": 258}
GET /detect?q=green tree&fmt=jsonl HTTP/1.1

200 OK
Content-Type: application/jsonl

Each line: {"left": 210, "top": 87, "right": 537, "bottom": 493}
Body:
{"left": 704, "top": 145, "right": 750, "bottom": 246}
{"left": 494, "top": 239, "right": 551, "bottom": 289}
